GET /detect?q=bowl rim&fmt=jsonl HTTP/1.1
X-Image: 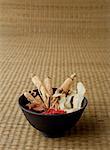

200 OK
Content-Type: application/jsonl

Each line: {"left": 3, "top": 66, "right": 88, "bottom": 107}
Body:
{"left": 18, "top": 94, "right": 88, "bottom": 117}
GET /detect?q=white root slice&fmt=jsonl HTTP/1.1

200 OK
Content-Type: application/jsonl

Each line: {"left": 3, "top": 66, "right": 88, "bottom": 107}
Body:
{"left": 44, "top": 77, "right": 53, "bottom": 95}
{"left": 65, "top": 90, "right": 76, "bottom": 109}
{"left": 77, "top": 82, "right": 86, "bottom": 108}
{"left": 73, "top": 94, "right": 82, "bottom": 109}
{"left": 64, "top": 108, "right": 79, "bottom": 113}
{"left": 77, "top": 82, "right": 86, "bottom": 96}
{"left": 77, "top": 95, "right": 84, "bottom": 108}
{"left": 73, "top": 82, "right": 86, "bottom": 109}
{"left": 65, "top": 96, "right": 72, "bottom": 109}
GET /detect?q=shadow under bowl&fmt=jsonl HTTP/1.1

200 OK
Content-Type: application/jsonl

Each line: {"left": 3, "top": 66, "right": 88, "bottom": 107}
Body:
{"left": 18, "top": 88, "right": 88, "bottom": 137}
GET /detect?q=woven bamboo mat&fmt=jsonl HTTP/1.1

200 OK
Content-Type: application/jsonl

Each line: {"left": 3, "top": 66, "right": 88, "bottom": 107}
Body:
{"left": 0, "top": 0, "right": 110, "bottom": 150}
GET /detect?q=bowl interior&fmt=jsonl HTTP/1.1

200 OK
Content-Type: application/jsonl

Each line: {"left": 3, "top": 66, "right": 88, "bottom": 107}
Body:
{"left": 19, "top": 88, "right": 88, "bottom": 116}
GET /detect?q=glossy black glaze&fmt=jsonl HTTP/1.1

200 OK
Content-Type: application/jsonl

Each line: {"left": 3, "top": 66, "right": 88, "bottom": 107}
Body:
{"left": 18, "top": 88, "right": 88, "bottom": 137}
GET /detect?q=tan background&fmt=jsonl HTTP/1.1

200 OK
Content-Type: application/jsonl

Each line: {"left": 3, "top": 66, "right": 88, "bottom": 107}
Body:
{"left": 0, "top": 0, "right": 110, "bottom": 150}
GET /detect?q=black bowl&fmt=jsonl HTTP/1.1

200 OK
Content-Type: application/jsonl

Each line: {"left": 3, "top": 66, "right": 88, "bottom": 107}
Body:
{"left": 18, "top": 88, "right": 88, "bottom": 137}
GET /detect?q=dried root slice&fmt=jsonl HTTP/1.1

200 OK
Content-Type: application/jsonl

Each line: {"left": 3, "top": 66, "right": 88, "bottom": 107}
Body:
{"left": 44, "top": 77, "right": 53, "bottom": 107}
{"left": 35, "top": 95, "right": 43, "bottom": 104}
{"left": 31, "top": 75, "right": 50, "bottom": 107}
{"left": 54, "top": 102, "right": 59, "bottom": 109}
{"left": 52, "top": 88, "right": 62, "bottom": 98}
{"left": 24, "top": 92, "right": 35, "bottom": 103}
{"left": 50, "top": 98, "right": 58, "bottom": 108}
{"left": 33, "top": 104, "right": 46, "bottom": 112}
{"left": 24, "top": 73, "right": 86, "bottom": 114}
{"left": 52, "top": 93, "right": 62, "bottom": 98}
{"left": 56, "top": 73, "right": 76, "bottom": 94}
{"left": 26, "top": 103, "right": 37, "bottom": 110}
{"left": 32, "top": 75, "right": 50, "bottom": 97}
{"left": 50, "top": 97, "right": 56, "bottom": 104}
{"left": 24, "top": 91, "right": 47, "bottom": 111}
{"left": 44, "top": 77, "right": 53, "bottom": 96}
{"left": 26, "top": 97, "right": 46, "bottom": 112}
{"left": 26, "top": 103, "right": 46, "bottom": 112}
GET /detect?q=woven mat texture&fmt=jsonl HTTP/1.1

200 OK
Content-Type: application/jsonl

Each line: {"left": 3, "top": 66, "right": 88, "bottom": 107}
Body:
{"left": 0, "top": 0, "right": 110, "bottom": 150}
